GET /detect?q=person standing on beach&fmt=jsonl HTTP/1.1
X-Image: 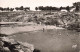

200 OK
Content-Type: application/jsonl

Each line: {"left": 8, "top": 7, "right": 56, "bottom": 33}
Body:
{"left": 43, "top": 28, "right": 45, "bottom": 32}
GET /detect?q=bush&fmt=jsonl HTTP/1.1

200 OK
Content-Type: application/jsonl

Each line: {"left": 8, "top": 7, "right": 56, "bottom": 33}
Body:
{"left": 44, "top": 18, "right": 60, "bottom": 25}
{"left": 67, "top": 22, "right": 80, "bottom": 30}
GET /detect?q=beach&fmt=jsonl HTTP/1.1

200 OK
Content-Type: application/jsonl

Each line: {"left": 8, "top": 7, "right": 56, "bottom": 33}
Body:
{"left": 0, "top": 25, "right": 64, "bottom": 35}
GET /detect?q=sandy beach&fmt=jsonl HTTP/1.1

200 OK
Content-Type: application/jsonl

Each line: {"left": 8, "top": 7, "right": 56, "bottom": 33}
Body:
{"left": 0, "top": 25, "right": 64, "bottom": 35}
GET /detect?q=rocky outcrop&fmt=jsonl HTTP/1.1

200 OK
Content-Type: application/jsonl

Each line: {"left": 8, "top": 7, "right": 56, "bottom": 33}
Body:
{"left": 0, "top": 34, "right": 34, "bottom": 52}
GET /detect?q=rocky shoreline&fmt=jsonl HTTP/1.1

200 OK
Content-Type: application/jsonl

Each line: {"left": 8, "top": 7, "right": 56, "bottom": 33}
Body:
{"left": 0, "top": 34, "right": 34, "bottom": 52}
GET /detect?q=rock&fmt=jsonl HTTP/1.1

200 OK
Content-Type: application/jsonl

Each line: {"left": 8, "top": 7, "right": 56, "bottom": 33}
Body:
{"left": 17, "top": 41, "right": 34, "bottom": 52}
{"left": 72, "top": 44, "right": 77, "bottom": 49}
{"left": 0, "top": 35, "right": 34, "bottom": 52}
{"left": 3, "top": 47, "right": 10, "bottom": 52}
{"left": 0, "top": 34, "right": 8, "bottom": 37}
{"left": 13, "top": 49, "right": 24, "bottom": 52}
{"left": 76, "top": 28, "right": 80, "bottom": 32}
{"left": 0, "top": 41, "right": 4, "bottom": 46}
{"left": 12, "top": 43, "right": 22, "bottom": 50}
{"left": 0, "top": 41, "right": 4, "bottom": 51}
{"left": 0, "top": 40, "right": 4, "bottom": 48}
{"left": 1, "top": 37, "right": 17, "bottom": 44}
{"left": 1, "top": 37, "right": 10, "bottom": 42}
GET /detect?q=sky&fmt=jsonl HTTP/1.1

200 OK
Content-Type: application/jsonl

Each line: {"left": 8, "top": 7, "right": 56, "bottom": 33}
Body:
{"left": 0, "top": 0, "right": 80, "bottom": 10}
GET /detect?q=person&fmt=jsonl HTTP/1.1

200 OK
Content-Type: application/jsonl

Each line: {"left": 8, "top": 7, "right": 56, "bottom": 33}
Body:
{"left": 43, "top": 28, "right": 45, "bottom": 32}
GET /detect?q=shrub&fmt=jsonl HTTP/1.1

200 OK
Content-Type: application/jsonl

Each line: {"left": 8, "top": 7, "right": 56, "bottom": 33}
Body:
{"left": 67, "top": 22, "right": 80, "bottom": 30}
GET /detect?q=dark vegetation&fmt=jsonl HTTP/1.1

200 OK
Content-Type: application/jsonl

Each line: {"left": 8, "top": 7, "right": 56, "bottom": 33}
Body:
{"left": 0, "top": 2, "right": 80, "bottom": 11}
{"left": 35, "top": 2, "right": 80, "bottom": 12}
{"left": 0, "top": 6, "right": 30, "bottom": 11}
{"left": 35, "top": 6, "right": 74, "bottom": 12}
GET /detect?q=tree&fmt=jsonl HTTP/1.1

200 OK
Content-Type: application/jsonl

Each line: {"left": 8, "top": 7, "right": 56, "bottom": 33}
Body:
{"left": 24, "top": 7, "right": 30, "bottom": 11}
{"left": 3, "top": 8, "right": 7, "bottom": 11}
{"left": 73, "top": 2, "right": 77, "bottom": 6}
{"left": 35, "top": 7, "right": 38, "bottom": 11}
{"left": 20, "top": 6, "right": 24, "bottom": 10}
{"left": 38, "top": 6, "right": 43, "bottom": 10}
{"left": 15, "top": 7, "right": 19, "bottom": 11}
{"left": 33, "top": 16, "right": 38, "bottom": 23}
{"left": 24, "top": 7, "right": 27, "bottom": 11}
{"left": 0, "top": 7, "right": 3, "bottom": 11}
{"left": 73, "top": 2, "right": 80, "bottom": 12}
{"left": 6, "top": 7, "right": 10, "bottom": 11}
{"left": 59, "top": 6, "right": 62, "bottom": 10}
{"left": 75, "top": 5, "right": 79, "bottom": 11}
{"left": 66, "top": 6, "right": 70, "bottom": 12}
{"left": 27, "top": 7, "right": 30, "bottom": 10}
{"left": 10, "top": 8, "right": 14, "bottom": 11}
